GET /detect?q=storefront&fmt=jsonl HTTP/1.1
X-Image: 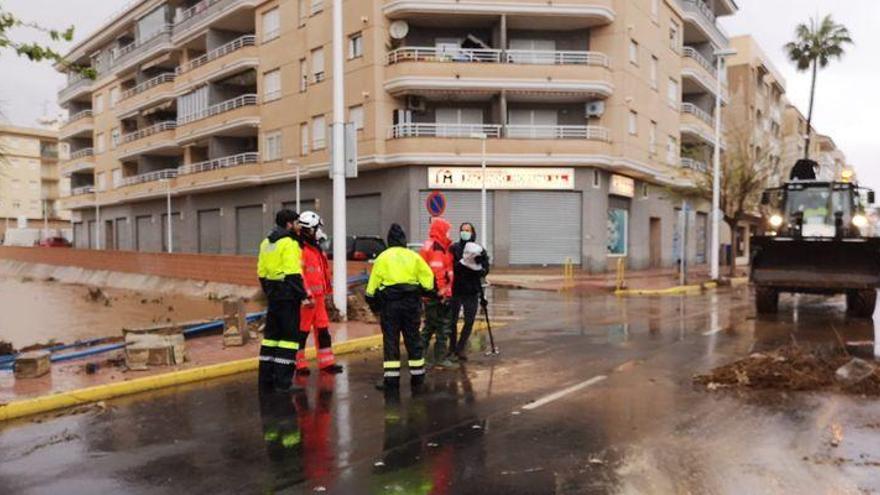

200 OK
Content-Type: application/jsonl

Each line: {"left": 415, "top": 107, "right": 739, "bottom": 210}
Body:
{"left": 607, "top": 175, "right": 633, "bottom": 261}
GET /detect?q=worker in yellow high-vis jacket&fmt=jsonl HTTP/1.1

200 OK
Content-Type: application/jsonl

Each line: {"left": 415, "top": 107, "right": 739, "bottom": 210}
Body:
{"left": 257, "top": 209, "right": 308, "bottom": 393}
{"left": 366, "top": 223, "right": 435, "bottom": 391}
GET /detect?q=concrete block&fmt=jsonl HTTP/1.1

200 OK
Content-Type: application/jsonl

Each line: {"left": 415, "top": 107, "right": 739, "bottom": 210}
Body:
{"left": 147, "top": 345, "right": 175, "bottom": 366}
{"left": 124, "top": 323, "right": 186, "bottom": 365}
{"left": 125, "top": 344, "right": 150, "bottom": 371}
{"left": 14, "top": 351, "right": 51, "bottom": 379}
{"left": 223, "top": 298, "right": 249, "bottom": 347}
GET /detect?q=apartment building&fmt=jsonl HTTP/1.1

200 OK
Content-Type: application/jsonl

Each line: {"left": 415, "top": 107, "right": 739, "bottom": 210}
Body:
{"left": 57, "top": 0, "right": 736, "bottom": 270}
{"left": 780, "top": 103, "right": 821, "bottom": 175}
{"left": 0, "top": 125, "right": 69, "bottom": 239}
{"left": 813, "top": 134, "right": 847, "bottom": 181}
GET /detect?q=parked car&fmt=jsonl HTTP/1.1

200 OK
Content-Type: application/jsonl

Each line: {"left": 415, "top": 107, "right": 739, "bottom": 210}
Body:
{"left": 36, "top": 237, "right": 72, "bottom": 248}
{"left": 325, "top": 236, "right": 387, "bottom": 261}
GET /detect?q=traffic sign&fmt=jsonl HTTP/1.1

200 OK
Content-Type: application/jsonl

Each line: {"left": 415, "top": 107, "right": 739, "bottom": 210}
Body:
{"left": 425, "top": 191, "right": 446, "bottom": 217}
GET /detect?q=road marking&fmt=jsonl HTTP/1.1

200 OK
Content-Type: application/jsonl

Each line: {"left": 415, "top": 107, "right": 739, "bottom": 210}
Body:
{"left": 522, "top": 375, "right": 607, "bottom": 411}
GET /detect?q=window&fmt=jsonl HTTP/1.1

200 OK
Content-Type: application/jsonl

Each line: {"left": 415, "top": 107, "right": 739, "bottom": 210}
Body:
{"left": 262, "top": 8, "right": 280, "bottom": 42}
{"left": 263, "top": 69, "right": 281, "bottom": 101}
{"left": 264, "top": 131, "right": 282, "bottom": 161}
{"left": 629, "top": 39, "right": 639, "bottom": 65}
{"left": 667, "top": 136, "right": 678, "bottom": 165}
{"left": 649, "top": 120, "right": 658, "bottom": 154}
{"left": 312, "top": 116, "right": 326, "bottom": 149}
{"left": 94, "top": 92, "right": 104, "bottom": 114}
{"left": 349, "top": 105, "right": 364, "bottom": 130}
{"left": 311, "top": 47, "right": 325, "bottom": 83}
{"left": 628, "top": 110, "right": 638, "bottom": 135}
{"left": 650, "top": 55, "right": 658, "bottom": 89}
{"left": 348, "top": 32, "right": 363, "bottom": 59}
{"left": 669, "top": 21, "right": 680, "bottom": 52}
{"left": 96, "top": 132, "right": 106, "bottom": 153}
{"left": 299, "top": 58, "right": 308, "bottom": 92}
{"left": 111, "top": 127, "right": 120, "bottom": 149}
{"left": 607, "top": 208, "right": 628, "bottom": 256}
{"left": 110, "top": 87, "right": 120, "bottom": 108}
{"left": 642, "top": 183, "right": 650, "bottom": 199}
{"left": 300, "top": 122, "right": 310, "bottom": 155}
{"left": 298, "top": 0, "right": 308, "bottom": 26}
{"left": 667, "top": 78, "right": 679, "bottom": 107}
{"left": 592, "top": 169, "right": 601, "bottom": 188}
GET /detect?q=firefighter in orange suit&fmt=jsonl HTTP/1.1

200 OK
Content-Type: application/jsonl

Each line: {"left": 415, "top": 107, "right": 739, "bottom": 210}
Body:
{"left": 295, "top": 211, "right": 344, "bottom": 375}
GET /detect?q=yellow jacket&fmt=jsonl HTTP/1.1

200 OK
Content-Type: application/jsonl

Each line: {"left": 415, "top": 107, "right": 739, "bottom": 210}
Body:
{"left": 366, "top": 247, "right": 434, "bottom": 297}
{"left": 257, "top": 227, "right": 306, "bottom": 300}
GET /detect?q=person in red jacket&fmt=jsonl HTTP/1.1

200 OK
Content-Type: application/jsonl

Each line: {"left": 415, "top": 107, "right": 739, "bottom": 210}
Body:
{"left": 419, "top": 217, "right": 455, "bottom": 368}
{"left": 295, "top": 211, "right": 343, "bottom": 375}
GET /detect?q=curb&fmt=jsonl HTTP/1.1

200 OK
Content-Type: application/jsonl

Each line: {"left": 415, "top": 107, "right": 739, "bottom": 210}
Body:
{"left": 614, "top": 277, "right": 749, "bottom": 296}
{"left": 0, "top": 321, "right": 498, "bottom": 422}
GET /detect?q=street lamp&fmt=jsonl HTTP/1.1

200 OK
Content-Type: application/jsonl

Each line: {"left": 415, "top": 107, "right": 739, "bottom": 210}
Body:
{"left": 470, "top": 132, "right": 488, "bottom": 252}
{"left": 330, "top": 0, "right": 348, "bottom": 318}
{"left": 162, "top": 178, "right": 173, "bottom": 253}
{"left": 710, "top": 47, "right": 737, "bottom": 281}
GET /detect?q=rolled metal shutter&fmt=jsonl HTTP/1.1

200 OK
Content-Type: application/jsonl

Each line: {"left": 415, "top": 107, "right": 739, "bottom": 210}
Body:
{"left": 88, "top": 221, "right": 97, "bottom": 249}
{"left": 74, "top": 223, "right": 86, "bottom": 248}
{"left": 509, "top": 191, "right": 581, "bottom": 265}
{"left": 161, "top": 213, "right": 183, "bottom": 253}
{"left": 136, "top": 215, "right": 160, "bottom": 252}
{"left": 198, "top": 209, "right": 221, "bottom": 254}
{"left": 236, "top": 206, "right": 264, "bottom": 255}
{"left": 418, "top": 190, "right": 494, "bottom": 255}
{"left": 346, "top": 195, "right": 382, "bottom": 237}
{"left": 116, "top": 218, "right": 132, "bottom": 251}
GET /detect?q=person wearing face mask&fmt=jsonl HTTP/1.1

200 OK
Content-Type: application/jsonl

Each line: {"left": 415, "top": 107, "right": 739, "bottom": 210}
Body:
{"left": 448, "top": 222, "right": 490, "bottom": 361}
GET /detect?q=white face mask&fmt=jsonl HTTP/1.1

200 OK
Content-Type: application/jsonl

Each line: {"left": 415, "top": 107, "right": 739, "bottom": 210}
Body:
{"left": 460, "top": 231, "right": 473, "bottom": 242}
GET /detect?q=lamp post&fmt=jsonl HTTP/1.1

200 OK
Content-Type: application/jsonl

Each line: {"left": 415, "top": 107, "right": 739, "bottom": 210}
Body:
{"left": 470, "top": 132, "right": 488, "bottom": 252}
{"left": 163, "top": 178, "right": 173, "bottom": 253}
{"left": 710, "top": 48, "right": 736, "bottom": 281}
{"left": 286, "top": 159, "right": 302, "bottom": 211}
{"left": 330, "top": 0, "right": 348, "bottom": 318}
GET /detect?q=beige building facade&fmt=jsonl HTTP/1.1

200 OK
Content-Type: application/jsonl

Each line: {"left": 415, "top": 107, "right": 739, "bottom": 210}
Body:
{"left": 57, "top": 0, "right": 736, "bottom": 269}
{"left": 0, "top": 125, "right": 69, "bottom": 239}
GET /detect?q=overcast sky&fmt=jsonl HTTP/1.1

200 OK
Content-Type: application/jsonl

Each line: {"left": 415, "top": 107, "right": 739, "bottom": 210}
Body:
{"left": 0, "top": 0, "right": 876, "bottom": 187}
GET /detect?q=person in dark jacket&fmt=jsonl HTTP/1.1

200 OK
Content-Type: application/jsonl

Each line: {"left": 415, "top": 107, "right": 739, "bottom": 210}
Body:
{"left": 448, "top": 222, "right": 490, "bottom": 361}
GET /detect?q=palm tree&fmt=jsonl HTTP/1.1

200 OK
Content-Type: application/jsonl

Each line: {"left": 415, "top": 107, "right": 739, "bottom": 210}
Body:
{"left": 784, "top": 15, "right": 853, "bottom": 159}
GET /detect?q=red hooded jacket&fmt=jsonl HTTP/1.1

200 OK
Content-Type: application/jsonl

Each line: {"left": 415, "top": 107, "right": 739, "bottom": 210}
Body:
{"left": 420, "top": 218, "right": 454, "bottom": 298}
{"left": 301, "top": 241, "right": 332, "bottom": 298}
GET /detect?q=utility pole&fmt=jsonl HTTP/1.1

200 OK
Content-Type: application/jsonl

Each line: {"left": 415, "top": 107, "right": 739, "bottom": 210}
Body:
{"left": 330, "top": 0, "right": 348, "bottom": 318}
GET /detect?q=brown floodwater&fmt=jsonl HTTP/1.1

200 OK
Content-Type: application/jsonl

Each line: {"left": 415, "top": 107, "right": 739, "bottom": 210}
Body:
{"left": 0, "top": 276, "right": 234, "bottom": 349}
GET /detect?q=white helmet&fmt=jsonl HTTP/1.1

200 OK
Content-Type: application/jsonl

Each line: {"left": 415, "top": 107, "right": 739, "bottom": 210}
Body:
{"left": 298, "top": 210, "right": 323, "bottom": 230}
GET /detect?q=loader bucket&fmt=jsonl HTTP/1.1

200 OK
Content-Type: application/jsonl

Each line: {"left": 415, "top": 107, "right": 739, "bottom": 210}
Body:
{"left": 751, "top": 236, "right": 880, "bottom": 292}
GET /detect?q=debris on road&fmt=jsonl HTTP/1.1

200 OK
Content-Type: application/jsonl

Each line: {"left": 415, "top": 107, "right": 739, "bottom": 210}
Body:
{"left": 694, "top": 345, "right": 880, "bottom": 395}
{"left": 86, "top": 287, "right": 112, "bottom": 306}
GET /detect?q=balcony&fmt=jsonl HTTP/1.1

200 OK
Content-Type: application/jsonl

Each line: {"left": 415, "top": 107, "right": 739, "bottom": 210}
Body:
{"left": 60, "top": 186, "right": 96, "bottom": 210}
{"left": 178, "top": 152, "right": 260, "bottom": 175}
{"left": 385, "top": 47, "right": 613, "bottom": 99}
{"left": 390, "top": 123, "right": 502, "bottom": 139}
{"left": 61, "top": 149, "right": 96, "bottom": 177}
{"left": 505, "top": 125, "right": 609, "bottom": 140}
{"left": 58, "top": 74, "right": 93, "bottom": 105}
{"left": 71, "top": 185, "right": 96, "bottom": 196}
{"left": 677, "top": 0, "right": 729, "bottom": 47}
{"left": 116, "top": 73, "right": 176, "bottom": 118}
{"left": 59, "top": 110, "right": 94, "bottom": 140}
{"left": 176, "top": 94, "right": 260, "bottom": 143}
{"left": 112, "top": 26, "right": 174, "bottom": 75}
{"left": 681, "top": 49, "right": 727, "bottom": 103}
{"left": 384, "top": 0, "right": 615, "bottom": 29}
{"left": 175, "top": 35, "right": 258, "bottom": 92}
{"left": 680, "top": 103, "right": 721, "bottom": 147}
{"left": 681, "top": 157, "right": 708, "bottom": 173}
{"left": 116, "top": 168, "right": 178, "bottom": 188}
{"left": 117, "top": 121, "right": 179, "bottom": 159}
{"left": 173, "top": 0, "right": 260, "bottom": 42}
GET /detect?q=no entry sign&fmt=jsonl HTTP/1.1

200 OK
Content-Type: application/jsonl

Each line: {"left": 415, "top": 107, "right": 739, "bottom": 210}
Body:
{"left": 425, "top": 191, "right": 446, "bottom": 217}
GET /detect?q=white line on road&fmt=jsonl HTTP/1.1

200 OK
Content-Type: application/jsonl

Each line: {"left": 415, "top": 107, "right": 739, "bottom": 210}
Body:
{"left": 522, "top": 375, "right": 607, "bottom": 411}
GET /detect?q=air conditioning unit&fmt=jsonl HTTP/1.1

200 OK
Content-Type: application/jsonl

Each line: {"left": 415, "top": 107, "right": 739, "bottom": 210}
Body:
{"left": 406, "top": 96, "right": 426, "bottom": 112}
{"left": 586, "top": 101, "right": 605, "bottom": 118}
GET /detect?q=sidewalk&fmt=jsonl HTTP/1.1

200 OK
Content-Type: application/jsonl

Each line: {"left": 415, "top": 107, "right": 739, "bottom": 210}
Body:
{"left": 489, "top": 265, "right": 749, "bottom": 293}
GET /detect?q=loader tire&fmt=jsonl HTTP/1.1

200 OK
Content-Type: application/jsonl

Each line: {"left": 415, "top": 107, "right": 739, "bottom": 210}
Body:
{"left": 755, "top": 287, "right": 779, "bottom": 314}
{"left": 846, "top": 290, "right": 877, "bottom": 318}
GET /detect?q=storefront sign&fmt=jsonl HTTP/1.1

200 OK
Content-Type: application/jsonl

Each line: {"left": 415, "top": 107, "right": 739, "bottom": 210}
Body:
{"left": 609, "top": 175, "right": 635, "bottom": 198}
{"left": 428, "top": 167, "right": 575, "bottom": 190}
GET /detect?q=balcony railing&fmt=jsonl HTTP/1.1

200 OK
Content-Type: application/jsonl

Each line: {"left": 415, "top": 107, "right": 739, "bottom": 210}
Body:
{"left": 112, "top": 26, "right": 173, "bottom": 69}
{"left": 66, "top": 110, "right": 93, "bottom": 124}
{"left": 175, "top": 0, "right": 243, "bottom": 34}
{"left": 120, "top": 73, "right": 176, "bottom": 101}
{"left": 116, "top": 168, "right": 178, "bottom": 188}
{"left": 121, "top": 121, "right": 178, "bottom": 144}
{"left": 504, "top": 50, "right": 610, "bottom": 67}
{"left": 678, "top": 0, "right": 729, "bottom": 44}
{"left": 390, "top": 123, "right": 503, "bottom": 139}
{"left": 70, "top": 148, "right": 95, "bottom": 160}
{"left": 177, "top": 35, "right": 257, "bottom": 75}
{"left": 177, "top": 152, "right": 260, "bottom": 175}
{"left": 505, "top": 125, "right": 610, "bottom": 141}
{"left": 681, "top": 157, "right": 708, "bottom": 173}
{"left": 71, "top": 185, "right": 96, "bottom": 196}
{"left": 177, "top": 94, "right": 258, "bottom": 125}
{"left": 682, "top": 46, "right": 716, "bottom": 74}
{"left": 58, "top": 73, "right": 93, "bottom": 102}
{"left": 681, "top": 103, "right": 714, "bottom": 126}
{"left": 387, "top": 47, "right": 610, "bottom": 67}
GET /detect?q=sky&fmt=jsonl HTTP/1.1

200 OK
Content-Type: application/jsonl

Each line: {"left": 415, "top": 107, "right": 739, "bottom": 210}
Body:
{"left": 0, "top": 0, "right": 876, "bottom": 187}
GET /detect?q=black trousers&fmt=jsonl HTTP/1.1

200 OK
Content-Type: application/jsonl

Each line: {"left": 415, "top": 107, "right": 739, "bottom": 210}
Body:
{"left": 449, "top": 293, "right": 480, "bottom": 355}
{"left": 260, "top": 298, "right": 302, "bottom": 391}
{"left": 380, "top": 293, "right": 425, "bottom": 386}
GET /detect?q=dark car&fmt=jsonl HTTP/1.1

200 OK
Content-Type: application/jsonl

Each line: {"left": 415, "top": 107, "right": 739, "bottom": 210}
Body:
{"left": 36, "top": 237, "right": 72, "bottom": 248}
{"left": 325, "top": 236, "right": 387, "bottom": 261}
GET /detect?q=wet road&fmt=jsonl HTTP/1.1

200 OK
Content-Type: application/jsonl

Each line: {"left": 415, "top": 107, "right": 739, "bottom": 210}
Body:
{"left": 2, "top": 287, "right": 880, "bottom": 494}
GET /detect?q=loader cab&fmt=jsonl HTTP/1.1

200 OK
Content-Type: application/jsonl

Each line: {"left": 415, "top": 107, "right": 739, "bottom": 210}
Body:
{"left": 761, "top": 181, "right": 875, "bottom": 238}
